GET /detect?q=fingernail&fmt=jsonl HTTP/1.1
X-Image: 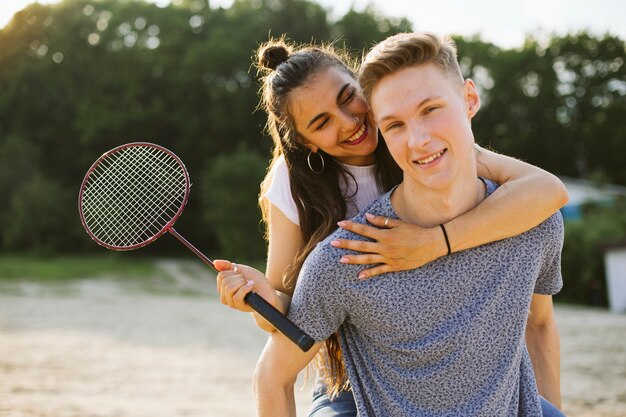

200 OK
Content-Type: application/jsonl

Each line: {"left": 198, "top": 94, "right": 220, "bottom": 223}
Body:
{"left": 337, "top": 221, "right": 347, "bottom": 228}
{"left": 358, "top": 272, "right": 366, "bottom": 279}
{"left": 339, "top": 257, "right": 349, "bottom": 263}
{"left": 331, "top": 240, "right": 340, "bottom": 247}
{"left": 365, "top": 213, "right": 375, "bottom": 219}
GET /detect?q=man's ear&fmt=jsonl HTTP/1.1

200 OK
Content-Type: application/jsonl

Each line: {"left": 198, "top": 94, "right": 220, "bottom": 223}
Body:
{"left": 464, "top": 78, "right": 481, "bottom": 119}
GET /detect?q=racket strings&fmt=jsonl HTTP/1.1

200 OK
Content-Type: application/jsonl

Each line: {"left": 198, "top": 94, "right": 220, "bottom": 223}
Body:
{"left": 83, "top": 149, "right": 165, "bottom": 245}
{"left": 81, "top": 145, "right": 187, "bottom": 247}
{"left": 86, "top": 146, "right": 185, "bottom": 243}
{"left": 89, "top": 149, "right": 181, "bottom": 239}
{"left": 83, "top": 147, "right": 184, "bottom": 246}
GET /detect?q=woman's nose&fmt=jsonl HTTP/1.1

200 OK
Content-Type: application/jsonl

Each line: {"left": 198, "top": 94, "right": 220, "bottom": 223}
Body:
{"left": 342, "top": 113, "right": 360, "bottom": 131}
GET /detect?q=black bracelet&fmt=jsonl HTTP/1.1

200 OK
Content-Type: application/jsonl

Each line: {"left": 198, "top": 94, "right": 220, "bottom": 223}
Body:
{"left": 439, "top": 224, "right": 452, "bottom": 256}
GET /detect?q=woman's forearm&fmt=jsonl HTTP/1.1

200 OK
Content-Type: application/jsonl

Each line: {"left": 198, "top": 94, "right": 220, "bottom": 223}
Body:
{"left": 252, "top": 291, "right": 292, "bottom": 333}
{"left": 446, "top": 144, "right": 570, "bottom": 252}
{"left": 445, "top": 172, "right": 568, "bottom": 252}
{"left": 254, "top": 344, "right": 298, "bottom": 417}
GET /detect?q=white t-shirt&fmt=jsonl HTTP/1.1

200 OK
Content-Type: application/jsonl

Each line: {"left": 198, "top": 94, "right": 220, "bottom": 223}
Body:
{"left": 264, "top": 154, "right": 382, "bottom": 224}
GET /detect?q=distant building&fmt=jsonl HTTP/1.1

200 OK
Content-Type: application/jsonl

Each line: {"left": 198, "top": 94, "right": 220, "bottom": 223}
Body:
{"left": 604, "top": 242, "right": 626, "bottom": 313}
{"left": 559, "top": 176, "right": 626, "bottom": 221}
{"left": 560, "top": 177, "right": 626, "bottom": 313}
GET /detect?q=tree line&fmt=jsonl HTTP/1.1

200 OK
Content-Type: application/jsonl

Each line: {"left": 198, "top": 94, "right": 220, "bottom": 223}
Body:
{"left": 0, "top": 0, "right": 624, "bottom": 304}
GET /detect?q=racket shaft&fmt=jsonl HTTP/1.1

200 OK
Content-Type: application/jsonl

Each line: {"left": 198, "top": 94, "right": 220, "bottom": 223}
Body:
{"left": 245, "top": 292, "right": 315, "bottom": 352}
{"left": 168, "top": 228, "right": 215, "bottom": 269}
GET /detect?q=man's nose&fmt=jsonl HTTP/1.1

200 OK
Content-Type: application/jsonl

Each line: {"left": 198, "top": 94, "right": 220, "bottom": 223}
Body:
{"left": 407, "top": 121, "right": 430, "bottom": 149}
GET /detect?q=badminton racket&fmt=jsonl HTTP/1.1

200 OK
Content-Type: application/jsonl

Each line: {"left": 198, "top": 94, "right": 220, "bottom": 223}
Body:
{"left": 78, "top": 142, "right": 314, "bottom": 352}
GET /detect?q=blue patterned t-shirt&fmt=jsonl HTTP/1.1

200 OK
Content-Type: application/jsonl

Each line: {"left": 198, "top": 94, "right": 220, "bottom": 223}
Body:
{"left": 287, "top": 180, "right": 563, "bottom": 416}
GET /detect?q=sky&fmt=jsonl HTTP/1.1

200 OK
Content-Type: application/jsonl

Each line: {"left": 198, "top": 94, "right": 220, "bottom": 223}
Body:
{"left": 2, "top": 0, "right": 625, "bottom": 48}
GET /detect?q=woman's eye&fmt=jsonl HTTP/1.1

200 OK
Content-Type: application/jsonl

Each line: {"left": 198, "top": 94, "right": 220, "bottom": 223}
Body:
{"left": 315, "top": 118, "right": 329, "bottom": 131}
{"left": 342, "top": 90, "right": 355, "bottom": 105}
{"left": 425, "top": 106, "right": 438, "bottom": 114}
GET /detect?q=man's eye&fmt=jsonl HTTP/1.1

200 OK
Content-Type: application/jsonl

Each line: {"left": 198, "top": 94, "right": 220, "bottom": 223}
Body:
{"left": 425, "top": 106, "right": 438, "bottom": 114}
{"left": 385, "top": 122, "right": 402, "bottom": 132}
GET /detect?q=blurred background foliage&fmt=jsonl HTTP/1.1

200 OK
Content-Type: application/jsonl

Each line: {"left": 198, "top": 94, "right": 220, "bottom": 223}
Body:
{"left": 0, "top": 0, "right": 624, "bottom": 304}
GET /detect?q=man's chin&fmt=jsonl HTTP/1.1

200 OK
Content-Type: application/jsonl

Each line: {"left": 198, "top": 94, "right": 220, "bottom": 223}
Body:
{"left": 405, "top": 170, "right": 453, "bottom": 192}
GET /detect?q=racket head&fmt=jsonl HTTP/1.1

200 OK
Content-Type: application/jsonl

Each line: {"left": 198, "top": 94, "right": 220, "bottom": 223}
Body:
{"left": 78, "top": 142, "right": 190, "bottom": 251}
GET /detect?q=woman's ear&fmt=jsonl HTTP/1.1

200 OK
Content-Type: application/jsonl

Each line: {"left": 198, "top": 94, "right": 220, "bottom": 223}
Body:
{"left": 464, "top": 78, "right": 481, "bottom": 119}
{"left": 301, "top": 139, "right": 319, "bottom": 153}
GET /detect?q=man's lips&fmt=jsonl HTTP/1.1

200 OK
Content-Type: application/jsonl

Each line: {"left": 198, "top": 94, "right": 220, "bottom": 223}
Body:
{"left": 414, "top": 149, "right": 447, "bottom": 165}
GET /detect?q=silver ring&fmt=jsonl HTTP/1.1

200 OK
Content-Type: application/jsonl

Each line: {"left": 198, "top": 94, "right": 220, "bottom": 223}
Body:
{"left": 384, "top": 217, "right": 389, "bottom": 227}
{"left": 233, "top": 263, "right": 238, "bottom": 273}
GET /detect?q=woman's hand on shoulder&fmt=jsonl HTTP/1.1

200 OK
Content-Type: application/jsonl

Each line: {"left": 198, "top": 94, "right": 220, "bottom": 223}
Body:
{"left": 331, "top": 214, "right": 447, "bottom": 279}
{"left": 214, "top": 260, "right": 278, "bottom": 312}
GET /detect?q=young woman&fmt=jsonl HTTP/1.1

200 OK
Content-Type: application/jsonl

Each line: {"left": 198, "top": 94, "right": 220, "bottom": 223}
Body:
{"left": 216, "top": 38, "right": 568, "bottom": 416}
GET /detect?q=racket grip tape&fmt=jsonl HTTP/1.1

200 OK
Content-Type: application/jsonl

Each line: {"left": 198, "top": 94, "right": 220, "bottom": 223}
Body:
{"left": 244, "top": 292, "right": 315, "bottom": 352}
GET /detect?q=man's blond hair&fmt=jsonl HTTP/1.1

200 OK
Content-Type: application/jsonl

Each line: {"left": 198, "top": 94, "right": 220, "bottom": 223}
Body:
{"left": 359, "top": 32, "right": 464, "bottom": 102}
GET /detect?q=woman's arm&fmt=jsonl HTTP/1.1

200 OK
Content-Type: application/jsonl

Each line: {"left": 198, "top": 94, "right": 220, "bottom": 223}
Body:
{"left": 255, "top": 333, "right": 323, "bottom": 417}
{"left": 265, "top": 202, "right": 305, "bottom": 297}
{"left": 447, "top": 144, "right": 569, "bottom": 251}
{"left": 332, "top": 145, "right": 569, "bottom": 278}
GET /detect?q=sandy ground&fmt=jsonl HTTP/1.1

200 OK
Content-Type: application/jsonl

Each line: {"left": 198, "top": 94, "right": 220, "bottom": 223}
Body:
{"left": 0, "top": 260, "right": 624, "bottom": 417}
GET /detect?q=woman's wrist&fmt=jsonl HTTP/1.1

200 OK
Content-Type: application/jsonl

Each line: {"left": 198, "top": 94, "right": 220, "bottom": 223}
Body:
{"left": 251, "top": 290, "right": 291, "bottom": 333}
{"left": 419, "top": 225, "right": 450, "bottom": 261}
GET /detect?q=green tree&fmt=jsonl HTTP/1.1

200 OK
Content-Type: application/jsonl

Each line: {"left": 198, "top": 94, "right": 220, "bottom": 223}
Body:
{"left": 460, "top": 33, "right": 626, "bottom": 185}
{"left": 2, "top": 175, "right": 81, "bottom": 253}
{"left": 199, "top": 146, "right": 267, "bottom": 261}
{"left": 332, "top": 5, "right": 412, "bottom": 53}
{"left": 547, "top": 33, "right": 626, "bottom": 184}
{"left": 1, "top": 0, "right": 624, "bottom": 263}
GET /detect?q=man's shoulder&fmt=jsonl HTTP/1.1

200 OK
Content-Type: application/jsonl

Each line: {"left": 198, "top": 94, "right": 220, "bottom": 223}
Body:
{"left": 300, "top": 193, "right": 395, "bottom": 283}
{"left": 529, "top": 210, "right": 564, "bottom": 243}
{"left": 301, "top": 230, "right": 357, "bottom": 275}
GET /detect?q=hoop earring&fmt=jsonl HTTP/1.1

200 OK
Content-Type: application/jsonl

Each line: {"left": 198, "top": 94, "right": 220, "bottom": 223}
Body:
{"left": 307, "top": 151, "right": 325, "bottom": 174}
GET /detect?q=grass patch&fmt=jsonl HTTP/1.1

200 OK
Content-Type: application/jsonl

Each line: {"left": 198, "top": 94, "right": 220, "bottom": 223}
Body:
{"left": 0, "top": 254, "right": 159, "bottom": 281}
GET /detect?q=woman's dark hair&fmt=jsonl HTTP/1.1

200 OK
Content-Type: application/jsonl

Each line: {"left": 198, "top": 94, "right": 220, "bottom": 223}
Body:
{"left": 256, "top": 36, "right": 402, "bottom": 397}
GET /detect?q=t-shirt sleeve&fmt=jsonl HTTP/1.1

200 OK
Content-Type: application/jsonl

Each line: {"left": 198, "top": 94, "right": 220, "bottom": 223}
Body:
{"left": 534, "top": 212, "right": 564, "bottom": 295}
{"left": 287, "top": 243, "right": 350, "bottom": 342}
{"left": 263, "top": 155, "right": 300, "bottom": 226}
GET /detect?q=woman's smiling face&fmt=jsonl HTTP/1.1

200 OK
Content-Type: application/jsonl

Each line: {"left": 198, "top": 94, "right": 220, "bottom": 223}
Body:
{"left": 289, "top": 66, "right": 378, "bottom": 166}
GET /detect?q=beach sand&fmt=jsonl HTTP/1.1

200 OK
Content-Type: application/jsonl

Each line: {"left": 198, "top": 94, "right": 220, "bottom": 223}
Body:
{"left": 0, "top": 260, "right": 624, "bottom": 416}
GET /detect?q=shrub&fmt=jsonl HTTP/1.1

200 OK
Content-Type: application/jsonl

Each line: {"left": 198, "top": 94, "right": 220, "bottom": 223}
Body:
{"left": 559, "top": 198, "right": 626, "bottom": 306}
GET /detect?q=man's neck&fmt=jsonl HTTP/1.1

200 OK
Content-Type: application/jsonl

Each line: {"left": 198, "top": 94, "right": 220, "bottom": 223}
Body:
{"left": 392, "top": 173, "right": 487, "bottom": 228}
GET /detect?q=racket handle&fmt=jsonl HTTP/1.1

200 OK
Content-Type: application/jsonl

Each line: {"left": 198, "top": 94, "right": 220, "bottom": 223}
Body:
{"left": 244, "top": 292, "right": 315, "bottom": 352}
{"left": 166, "top": 229, "right": 313, "bottom": 351}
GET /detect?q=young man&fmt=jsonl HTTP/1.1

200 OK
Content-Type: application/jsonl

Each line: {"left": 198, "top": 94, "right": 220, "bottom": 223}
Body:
{"left": 253, "top": 32, "right": 564, "bottom": 416}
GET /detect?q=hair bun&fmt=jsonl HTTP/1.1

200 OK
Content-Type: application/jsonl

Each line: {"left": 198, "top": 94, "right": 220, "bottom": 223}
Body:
{"left": 259, "top": 44, "right": 290, "bottom": 70}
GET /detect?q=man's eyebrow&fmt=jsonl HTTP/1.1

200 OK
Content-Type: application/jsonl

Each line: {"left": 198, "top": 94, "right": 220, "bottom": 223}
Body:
{"left": 306, "top": 83, "right": 351, "bottom": 129}
{"left": 378, "top": 95, "right": 441, "bottom": 123}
